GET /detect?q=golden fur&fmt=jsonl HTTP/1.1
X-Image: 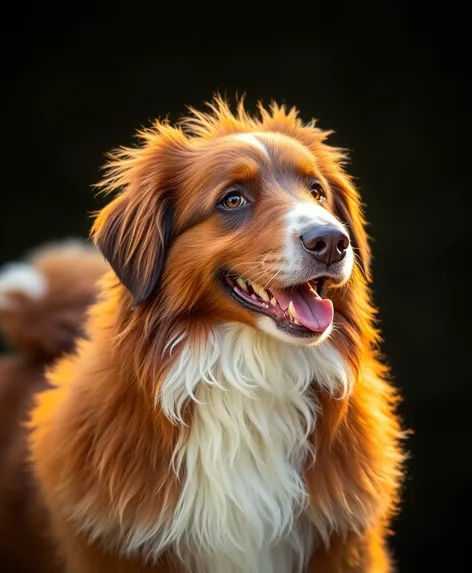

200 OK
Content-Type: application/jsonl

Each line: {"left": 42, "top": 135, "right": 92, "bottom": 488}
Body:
{"left": 5, "top": 98, "right": 404, "bottom": 572}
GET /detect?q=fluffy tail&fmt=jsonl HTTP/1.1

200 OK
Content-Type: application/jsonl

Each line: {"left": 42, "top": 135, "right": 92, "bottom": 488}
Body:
{"left": 0, "top": 239, "right": 108, "bottom": 363}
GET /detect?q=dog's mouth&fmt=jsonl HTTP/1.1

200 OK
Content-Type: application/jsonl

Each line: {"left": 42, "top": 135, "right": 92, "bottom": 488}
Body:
{"left": 223, "top": 272, "right": 334, "bottom": 338}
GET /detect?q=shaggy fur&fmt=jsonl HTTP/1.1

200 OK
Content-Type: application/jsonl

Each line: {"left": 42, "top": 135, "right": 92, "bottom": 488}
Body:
{"left": 0, "top": 240, "right": 108, "bottom": 572}
{"left": 3, "top": 98, "right": 403, "bottom": 572}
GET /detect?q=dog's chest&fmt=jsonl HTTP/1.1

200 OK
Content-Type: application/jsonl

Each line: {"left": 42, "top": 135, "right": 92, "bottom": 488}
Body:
{"left": 170, "top": 382, "right": 316, "bottom": 573}
{"left": 159, "top": 325, "right": 353, "bottom": 572}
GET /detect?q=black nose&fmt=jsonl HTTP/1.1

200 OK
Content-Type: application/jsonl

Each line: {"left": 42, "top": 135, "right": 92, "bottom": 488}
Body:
{"left": 300, "top": 227, "right": 350, "bottom": 265}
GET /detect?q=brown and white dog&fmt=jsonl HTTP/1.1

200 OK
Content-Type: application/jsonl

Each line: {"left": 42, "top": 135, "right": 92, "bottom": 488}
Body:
{"left": 0, "top": 239, "right": 108, "bottom": 572}
{"left": 17, "top": 98, "right": 403, "bottom": 572}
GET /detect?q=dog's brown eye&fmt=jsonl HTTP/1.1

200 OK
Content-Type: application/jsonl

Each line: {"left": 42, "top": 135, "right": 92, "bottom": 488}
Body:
{"left": 309, "top": 181, "right": 325, "bottom": 202}
{"left": 222, "top": 193, "right": 247, "bottom": 209}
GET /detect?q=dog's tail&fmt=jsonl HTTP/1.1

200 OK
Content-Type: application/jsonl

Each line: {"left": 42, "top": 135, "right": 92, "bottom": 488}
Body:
{"left": 0, "top": 239, "right": 108, "bottom": 363}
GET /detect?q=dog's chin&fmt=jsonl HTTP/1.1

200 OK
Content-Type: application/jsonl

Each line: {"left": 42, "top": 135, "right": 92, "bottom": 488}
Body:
{"left": 221, "top": 271, "right": 337, "bottom": 346}
{"left": 257, "top": 315, "right": 333, "bottom": 346}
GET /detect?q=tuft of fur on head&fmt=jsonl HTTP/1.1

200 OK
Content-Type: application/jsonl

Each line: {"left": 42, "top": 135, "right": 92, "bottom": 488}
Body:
{"left": 0, "top": 239, "right": 108, "bottom": 362}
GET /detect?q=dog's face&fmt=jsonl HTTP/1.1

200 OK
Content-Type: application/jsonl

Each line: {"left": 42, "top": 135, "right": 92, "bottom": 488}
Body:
{"left": 94, "top": 101, "right": 369, "bottom": 347}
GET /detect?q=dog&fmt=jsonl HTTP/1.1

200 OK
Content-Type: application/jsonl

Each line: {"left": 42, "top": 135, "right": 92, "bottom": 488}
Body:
{"left": 0, "top": 239, "right": 108, "bottom": 572}
{"left": 3, "top": 97, "right": 404, "bottom": 573}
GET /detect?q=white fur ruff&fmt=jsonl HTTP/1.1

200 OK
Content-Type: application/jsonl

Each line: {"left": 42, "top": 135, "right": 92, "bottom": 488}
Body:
{"left": 129, "top": 323, "right": 352, "bottom": 573}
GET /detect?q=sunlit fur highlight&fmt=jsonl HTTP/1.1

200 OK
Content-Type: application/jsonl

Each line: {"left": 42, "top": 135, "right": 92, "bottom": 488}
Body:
{"left": 26, "top": 96, "right": 404, "bottom": 573}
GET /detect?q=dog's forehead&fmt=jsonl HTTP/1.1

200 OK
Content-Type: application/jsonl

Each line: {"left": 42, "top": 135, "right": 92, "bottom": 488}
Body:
{"left": 182, "top": 132, "right": 318, "bottom": 197}
{"left": 232, "top": 133, "right": 270, "bottom": 159}
{"left": 229, "top": 131, "right": 315, "bottom": 168}
{"left": 176, "top": 131, "right": 321, "bottom": 225}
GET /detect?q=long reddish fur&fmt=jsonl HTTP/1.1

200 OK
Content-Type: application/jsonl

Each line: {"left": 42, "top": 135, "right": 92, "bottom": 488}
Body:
{"left": 18, "top": 98, "right": 403, "bottom": 572}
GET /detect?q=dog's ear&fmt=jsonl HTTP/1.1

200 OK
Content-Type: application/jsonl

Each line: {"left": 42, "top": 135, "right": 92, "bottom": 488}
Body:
{"left": 91, "top": 129, "right": 185, "bottom": 306}
{"left": 93, "top": 193, "right": 173, "bottom": 306}
{"left": 330, "top": 175, "right": 372, "bottom": 282}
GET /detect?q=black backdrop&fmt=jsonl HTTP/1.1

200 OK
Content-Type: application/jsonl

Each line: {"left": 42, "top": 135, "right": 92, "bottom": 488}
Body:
{"left": 1, "top": 2, "right": 468, "bottom": 572}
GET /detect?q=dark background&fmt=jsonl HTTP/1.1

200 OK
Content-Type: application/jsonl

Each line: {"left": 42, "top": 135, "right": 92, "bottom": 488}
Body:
{"left": 1, "top": 2, "right": 468, "bottom": 571}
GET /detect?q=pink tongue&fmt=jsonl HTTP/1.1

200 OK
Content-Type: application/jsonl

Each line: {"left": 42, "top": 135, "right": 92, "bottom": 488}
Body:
{"left": 270, "top": 284, "right": 334, "bottom": 333}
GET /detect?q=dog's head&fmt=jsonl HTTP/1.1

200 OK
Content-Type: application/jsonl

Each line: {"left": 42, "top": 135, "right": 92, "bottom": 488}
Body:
{"left": 93, "top": 98, "right": 370, "bottom": 347}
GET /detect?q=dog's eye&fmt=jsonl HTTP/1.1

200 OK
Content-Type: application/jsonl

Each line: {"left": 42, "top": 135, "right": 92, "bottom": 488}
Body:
{"left": 309, "top": 180, "right": 325, "bottom": 202}
{"left": 222, "top": 192, "right": 247, "bottom": 209}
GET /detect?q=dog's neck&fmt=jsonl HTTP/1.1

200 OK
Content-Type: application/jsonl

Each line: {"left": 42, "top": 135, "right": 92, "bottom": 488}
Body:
{"left": 160, "top": 322, "right": 353, "bottom": 423}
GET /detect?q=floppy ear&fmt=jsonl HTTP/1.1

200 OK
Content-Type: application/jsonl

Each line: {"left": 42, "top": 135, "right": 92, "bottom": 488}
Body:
{"left": 93, "top": 191, "right": 173, "bottom": 306}
{"left": 91, "top": 125, "right": 188, "bottom": 306}
{"left": 330, "top": 174, "right": 372, "bottom": 282}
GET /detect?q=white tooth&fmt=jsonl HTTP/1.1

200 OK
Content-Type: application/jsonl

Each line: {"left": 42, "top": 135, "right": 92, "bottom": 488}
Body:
{"left": 270, "top": 297, "right": 277, "bottom": 307}
{"left": 288, "top": 301, "right": 301, "bottom": 323}
{"left": 253, "top": 283, "right": 270, "bottom": 302}
{"left": 236, "top": 278, "right": 248, "bottom": 293}
{"left": 294, "top": 319, "right": 301, "bottom": 325}
{"left": 311, "top": 282, "right": 321, "bottom": 299}
{"left": 288, "top": 301, "right": 296, "bottom": 320}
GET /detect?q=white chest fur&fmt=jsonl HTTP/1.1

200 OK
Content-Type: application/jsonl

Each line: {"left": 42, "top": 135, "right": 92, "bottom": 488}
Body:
{"left": 154, "top": 324, "right": 352, "bottom": 573}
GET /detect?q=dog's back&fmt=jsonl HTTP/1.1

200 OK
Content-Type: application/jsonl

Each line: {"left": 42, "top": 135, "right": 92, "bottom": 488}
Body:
{"left": 0, "top": 240, "right": 107, "bottom": 572}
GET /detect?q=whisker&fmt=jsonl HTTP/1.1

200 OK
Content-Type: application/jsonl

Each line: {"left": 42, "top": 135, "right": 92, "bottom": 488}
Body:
{"left": 225, "top": 261, "right": 263, "bottom": 275}
{"left": 238, "top": 264, "right": 264, "bottom": 281}
{"left": 224, "top": 253, "right": 283, "bottom": 279}
{"left": 338, "top": 282, "right": 350, "bottom": 300}
{"left": 263, "top": 268, "right": 283, "bottom": 290}
{"left": 244, "top": 269, "right": 269, "bottom": 282}
{"left": 244, "top": 269, "right": 271, "bottom": 284}
{"left": 352, "top": 250, "right": 367, "bottom": 279}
